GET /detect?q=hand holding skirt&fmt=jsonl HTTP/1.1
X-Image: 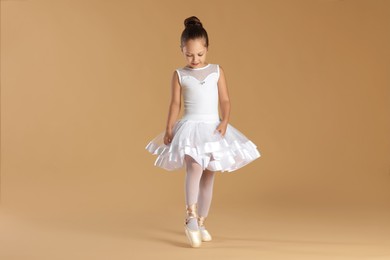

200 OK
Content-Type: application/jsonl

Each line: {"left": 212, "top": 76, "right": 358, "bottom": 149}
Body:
{"left": 145, "top": 119, "right": 261, "bottom": 172}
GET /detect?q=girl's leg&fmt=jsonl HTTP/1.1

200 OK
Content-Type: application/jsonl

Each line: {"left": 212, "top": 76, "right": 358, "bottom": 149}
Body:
{"left": 197, "top": 168, "right": 216, "bottom": 225}
{"left": 184, "top": 155, "right": 203, "bottom": 230}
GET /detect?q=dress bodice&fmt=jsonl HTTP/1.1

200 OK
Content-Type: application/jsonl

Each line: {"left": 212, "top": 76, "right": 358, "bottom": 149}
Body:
{"left": 175, "top": 63, "right": 220, "bottom": 121}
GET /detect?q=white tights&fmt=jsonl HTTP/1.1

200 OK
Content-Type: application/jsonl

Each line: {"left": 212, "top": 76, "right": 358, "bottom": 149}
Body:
{"left": 184, "top": 155, "right": 216, "bottom": 230}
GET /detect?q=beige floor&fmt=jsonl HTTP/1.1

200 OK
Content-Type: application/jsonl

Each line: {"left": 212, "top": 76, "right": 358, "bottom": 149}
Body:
{"left": 1, "top": 203, "right": 389, "bottom": 260}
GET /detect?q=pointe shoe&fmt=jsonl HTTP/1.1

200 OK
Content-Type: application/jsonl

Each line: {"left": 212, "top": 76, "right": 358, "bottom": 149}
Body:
{"left": 184, "top": 203, "right": 202, "bottom": 248}
{"left": 198, "top": 216, "right": 212, "bottom": 241}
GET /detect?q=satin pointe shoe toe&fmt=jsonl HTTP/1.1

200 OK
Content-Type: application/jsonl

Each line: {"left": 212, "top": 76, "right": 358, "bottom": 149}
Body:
{"left": 184, "top": 203, "right": 202, "bottom": 248}
{"left": 198, "top": 216, "right": 212, "bottom": 242}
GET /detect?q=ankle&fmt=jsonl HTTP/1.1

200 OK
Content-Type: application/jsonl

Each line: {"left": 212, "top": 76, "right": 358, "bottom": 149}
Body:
{"left": 185, "top": 203, "right": 200, "bottom": 230}
{"left": 197, "top": 215, "right": 207, "bottom": 228}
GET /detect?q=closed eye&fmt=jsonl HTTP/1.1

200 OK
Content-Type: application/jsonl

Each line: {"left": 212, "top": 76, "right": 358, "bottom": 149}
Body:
{"left": 186, "top": 54, "right": 204, "bottom": 57}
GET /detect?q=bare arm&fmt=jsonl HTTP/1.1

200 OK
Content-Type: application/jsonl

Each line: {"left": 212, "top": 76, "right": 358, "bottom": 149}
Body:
{"left": 163, "top": 71, "right": 181, "bottom": 145}
{"left": 217, "top": 66, "right": 231, "bottom": 124}
{"left": 165, "top": 70, "right": 182, "bottom": 131}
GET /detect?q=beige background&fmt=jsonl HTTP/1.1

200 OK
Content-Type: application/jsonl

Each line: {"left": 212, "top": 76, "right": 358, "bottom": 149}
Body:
{"left": 1, "top": 0, "right": 390, "bottom": 259}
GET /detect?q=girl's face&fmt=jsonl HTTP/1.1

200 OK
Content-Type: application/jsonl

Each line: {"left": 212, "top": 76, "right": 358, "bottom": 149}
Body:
{"left": 181, "top": 38, "right": 208, "bottom": 68}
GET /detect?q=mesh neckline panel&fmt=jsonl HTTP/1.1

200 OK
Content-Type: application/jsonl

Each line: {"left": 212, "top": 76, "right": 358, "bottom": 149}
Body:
{"left": 179, "top": 64, "right": 218, "bottom": 82}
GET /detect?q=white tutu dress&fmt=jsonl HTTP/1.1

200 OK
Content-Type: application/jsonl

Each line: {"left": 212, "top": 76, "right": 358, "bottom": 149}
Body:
{"left": 145, "top": 63, "right": 261, "bottom": 172}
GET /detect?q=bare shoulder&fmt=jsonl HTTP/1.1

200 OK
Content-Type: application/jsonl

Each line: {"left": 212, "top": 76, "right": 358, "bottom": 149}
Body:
{"left": 218, "top": 64, "right": 225, "bottom": 73}
{"left": 166, "top": 69, "right": 181, "bottom": 105}
{"left": 172, "top": 69, "right": 179, "bottom": 79}
{"left": 216, "top": 64, "right": 229, "bottom": 102}
{"left": 217, "top": 64, "right": 226, "bottom": 82}
{"left": 171, "top": 69, "right": 181, "bottom": 85}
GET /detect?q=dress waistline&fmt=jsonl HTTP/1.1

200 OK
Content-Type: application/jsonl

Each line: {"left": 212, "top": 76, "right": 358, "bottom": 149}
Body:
{"left": 181, "top": 113, "right": 220, "bottom": 122}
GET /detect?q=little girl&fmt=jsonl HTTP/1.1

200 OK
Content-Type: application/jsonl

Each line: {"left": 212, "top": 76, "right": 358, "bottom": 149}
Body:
{"left": 145, "top": 16, "right": 261, "bottom": 248}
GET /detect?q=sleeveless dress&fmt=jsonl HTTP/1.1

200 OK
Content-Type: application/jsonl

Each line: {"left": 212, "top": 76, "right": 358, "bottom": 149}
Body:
{"left": 145, "top": 63, "right": 261, "bottom": 172}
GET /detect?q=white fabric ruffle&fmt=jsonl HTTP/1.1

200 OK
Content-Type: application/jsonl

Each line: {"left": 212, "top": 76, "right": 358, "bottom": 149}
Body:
{"left": 145, "top": 118, "right": 261, "bottom": 172}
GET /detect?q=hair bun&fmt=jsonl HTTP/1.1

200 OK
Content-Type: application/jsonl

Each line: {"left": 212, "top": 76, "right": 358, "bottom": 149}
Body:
{"left": 184, "top": 16, "right": 203, "bottom": 28}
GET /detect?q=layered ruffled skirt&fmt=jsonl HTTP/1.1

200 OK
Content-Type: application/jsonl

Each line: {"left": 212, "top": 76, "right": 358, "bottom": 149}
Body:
{"left": 145, "top": 117, "right": 261, "bottom": 172}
